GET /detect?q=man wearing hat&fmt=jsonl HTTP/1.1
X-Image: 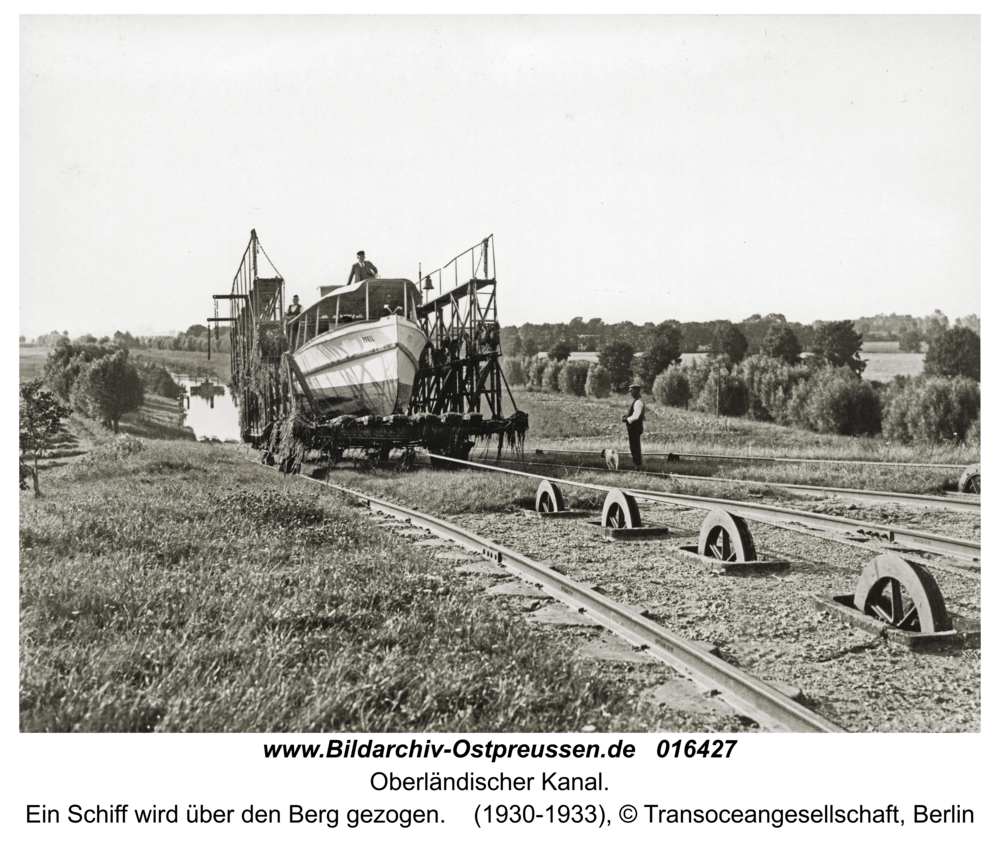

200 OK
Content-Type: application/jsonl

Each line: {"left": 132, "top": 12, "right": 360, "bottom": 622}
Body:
{"left": 348, "top": 251, "right": 378, "bottom": 284}
{"left": 621, "top": 382, "right": 645, "bottom": 468}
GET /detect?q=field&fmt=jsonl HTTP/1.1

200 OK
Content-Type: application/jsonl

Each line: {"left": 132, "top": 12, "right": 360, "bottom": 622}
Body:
{"left": 505, "top": 387, "right": 976, "bottom": 494}
{"left": 20, "top": 439, "right": 671, "bottom": 732}
{"left": 859, "top": 351, "right": 925, "bottom": 381}
{"left": 19, "top": 345, "right": 231, "bottom": 382}
{"left": 554, "top": 347, "right": 925, "bottom": 381}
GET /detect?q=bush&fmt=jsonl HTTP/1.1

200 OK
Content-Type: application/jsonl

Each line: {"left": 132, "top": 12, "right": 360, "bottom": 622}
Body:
{"left": 70, "top": 351, "right": 145, "bottom": 434}
{"left": 584, "top": 364, "right": 612, "bottom": 399}
{"left": 735, "top": 354, "right": 811, "bottom": 423}
{"left": 788, "top": 367, "right": 881, "bottom": 436}
{"left": 693, "top": 368, "right": 748, "bottom": 417}
{"left": 651, "top": 368, "right": 691, "bottom": 408}
{"left": 597, "top": 341, "right": 634, "bottom": 393}
{"left": 503, "top": 357, "right": 527, "bottom": 386}
{"left": 541, "top": 361, "right": 563, "bottom": 392}
{"left": 923, "top": 326, "right": 980, "bottom": 381}
{"left": 43, "top": 342, "right": 121, "bottom": 402}
{"left": 558, "top": 361, "right": 589, "bottom": 396}
{"left": 761, "top": 325, "right": 803, "bottom": 364}
{"left": 882, "top": 376, "right": 980, "bottom": 443}
{"left": 812, "top": 320, "right": 865, "bottom": 376}
{"left": 530, "top": 359, "right": 548, "bottom": 388}
{"left": 547, "top": 341, "right": 572, "bottom": 362}
{"left": 637, "top": 340, "right": 682, "bottom": 385}
{"left": 682, "top": 353, "right": 735, "bottom": 404}
{"left": 136, "top": 363, "right": 183, "bottom": 399}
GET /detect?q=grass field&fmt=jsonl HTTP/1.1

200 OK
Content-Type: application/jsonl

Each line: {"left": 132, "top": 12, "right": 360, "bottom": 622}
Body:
{"left": 860, "top": 351, "right": 925, "bottom": 381}
{"left": 20, "top": 345, "right": 231, "bottom": 382}
{"left": 20, "top": 440, "right": 668, "bottom": 732}
{"left": 504, "top": 387, "right": 977, "bottom": 494}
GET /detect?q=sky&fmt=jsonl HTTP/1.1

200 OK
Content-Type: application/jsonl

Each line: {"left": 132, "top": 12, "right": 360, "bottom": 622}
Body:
{"left": 19, "top": 15, "right": 980, "bottom": 340}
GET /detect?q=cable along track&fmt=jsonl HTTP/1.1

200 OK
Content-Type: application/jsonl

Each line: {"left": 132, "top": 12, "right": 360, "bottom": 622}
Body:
{"left": 427, "top": 454, "right": 980, "bottom": 571}
{"left": 514, "top": 457, "right": 980, "bottom": 515}
{"left": 289, "top": 472, "right": 842, "bottom": 733}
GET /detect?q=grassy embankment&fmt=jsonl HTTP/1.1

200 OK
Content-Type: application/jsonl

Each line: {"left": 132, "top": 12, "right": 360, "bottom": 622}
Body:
{"left": 19, "top": 347, "right": 198, "bottom": 482}
{"left": 20, "top": 439, "right": 655, "bottom": 732}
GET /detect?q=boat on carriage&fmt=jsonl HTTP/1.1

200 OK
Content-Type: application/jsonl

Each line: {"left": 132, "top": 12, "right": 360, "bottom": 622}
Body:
{"left": 285, "top": 276, "right": 428, "bottom": 418}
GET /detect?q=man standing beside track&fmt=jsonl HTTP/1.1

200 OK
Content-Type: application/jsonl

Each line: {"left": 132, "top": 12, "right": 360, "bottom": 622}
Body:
{"left": 622, "top": 382, "right": 645, "bottom": 468}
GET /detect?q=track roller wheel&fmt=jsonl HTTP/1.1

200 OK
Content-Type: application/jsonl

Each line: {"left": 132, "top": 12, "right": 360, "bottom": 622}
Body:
{"left": 853, "top": 554, "right": 951, "bottom": 633}
{"left": 601, "top": 489, "right": 642, "bottom": 529}
{"left": 959, "top": 463, "right": 980, "bottom": 494}
{"left": 535, "top": 480, "right": 565, "bottom": 513}
{"left": 698, "top": 509, "right": 757, "bottom": 562}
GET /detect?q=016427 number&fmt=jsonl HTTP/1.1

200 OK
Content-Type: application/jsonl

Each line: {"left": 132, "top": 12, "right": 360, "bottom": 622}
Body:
{"left": 657, "top": 738, "right": 737, "bottom": 759}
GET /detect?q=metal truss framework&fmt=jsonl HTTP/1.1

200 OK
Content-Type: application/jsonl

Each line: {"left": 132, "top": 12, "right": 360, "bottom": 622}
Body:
{"left": 410, "top": 235, "right": 516, "bottom": 418}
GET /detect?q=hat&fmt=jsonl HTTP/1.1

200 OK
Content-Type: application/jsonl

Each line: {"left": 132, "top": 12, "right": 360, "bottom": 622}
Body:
{"left": 357, "top": 250, "right": 365, "bottom": 257}
{"left": 629, "top": 382, "right": 643, "bottom": 390}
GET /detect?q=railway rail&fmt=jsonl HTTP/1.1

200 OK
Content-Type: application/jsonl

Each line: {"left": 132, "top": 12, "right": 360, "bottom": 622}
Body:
{"left": 290, "top": 470, "right": 844, "bottom": 733}
{"left": 536, "top": 447, "right": 969, "bottom": 470}
{"left": 487, "top": 453, "right": 980, "bottom": 515}
{"left": 426, "top": 454, "right": 981, "bottom": 568}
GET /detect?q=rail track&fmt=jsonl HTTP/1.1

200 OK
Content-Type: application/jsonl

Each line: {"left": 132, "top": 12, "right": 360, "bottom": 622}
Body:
{"left": 268, "top": 451, "right": 980, "bottom": 733}
{"left": 293, "top": 471, "right": 843, "bottom": 733}
{"left": 537, "top": 446, "right": 969, "bottom": 470}
{"left": 427, "top": 453, "right": 981, "bottom": 569}
{"left": 484, "top": 453, "right": 981, "bottom": 515}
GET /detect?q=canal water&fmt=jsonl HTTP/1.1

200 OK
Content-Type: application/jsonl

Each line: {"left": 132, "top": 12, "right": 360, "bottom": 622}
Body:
{"left": 172, "top": 374, "right": 241, "bottom": 442}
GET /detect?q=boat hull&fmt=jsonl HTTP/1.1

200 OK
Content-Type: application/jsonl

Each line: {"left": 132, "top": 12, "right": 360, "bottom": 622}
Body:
{"left": 291, "top": 315, "right": 426, "bottom": 417}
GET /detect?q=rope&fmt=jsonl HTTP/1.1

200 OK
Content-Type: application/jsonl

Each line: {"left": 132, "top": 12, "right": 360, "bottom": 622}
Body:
{"left": 257, "top": 242, "right": 284, "bottom": 280}
{"left": 425, "top": 452, "right": 980, "bottom": 582}
{"left": 728, "top": 508, "right": 979, "bottom": 582}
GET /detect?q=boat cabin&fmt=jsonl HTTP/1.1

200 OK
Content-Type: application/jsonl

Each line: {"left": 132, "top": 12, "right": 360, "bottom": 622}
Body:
{"left": 286, "top": 278, "right": 422, "bottom": 352}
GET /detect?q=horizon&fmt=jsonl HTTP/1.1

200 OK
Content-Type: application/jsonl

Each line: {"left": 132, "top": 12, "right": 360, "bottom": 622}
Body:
{"left": 21, "top": 305, "right": 978, "bottom": 344}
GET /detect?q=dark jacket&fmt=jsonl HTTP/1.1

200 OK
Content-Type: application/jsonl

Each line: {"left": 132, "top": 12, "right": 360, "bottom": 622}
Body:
{"left": 348, "top": 260, "right": 378, "bottom": 284}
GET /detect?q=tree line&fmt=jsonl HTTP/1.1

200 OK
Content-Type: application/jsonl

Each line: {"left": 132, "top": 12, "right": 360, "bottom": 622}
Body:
{"left": 502, "top": 320, "right": 980, "bottom": 445}
{"left": 25, "top": 325, "right": 232, "bottom": 353}
{"left": 499, "top": 309, "right": 978, "bottom": 361}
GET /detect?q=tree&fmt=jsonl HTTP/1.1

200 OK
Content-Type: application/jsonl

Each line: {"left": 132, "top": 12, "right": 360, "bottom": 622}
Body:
{"left": 43, "top": 342, "right": 120, "bottom": 401}
{"left": 812, "top": 320, "right": 865, "bottom": 376}
{"left": 637, "top": 339, "right": 682, "bottom": 385}
{"left": 923, "top": 326, "right": 980, "bottom": 382}
{"left": 547, "top": 340, "right": 572, "bottom": 362}
{"left": 584, "top": 364, "right": 612, "bottom": 398}
{"left": 651, "top": 368, "right": 691, "bottom": 408}
{"left": 761, "top": 325, "right": 802, "bottom": 365}
{"left": 71, "top": 351, "right": 145, "bottom": 434}
{"left": 597, "top": 341, "right": 635, "bottom": 393}
{"left": 898, "top": 329, "right": 923, "bottom": 353}
{"left": 712, "top": 322, "right": 749, "bottom": 364}
{"left": 522, "top": 337, "right": 538, "bottom": 358}
{"left": 20, "top": 379, "right": 72, "bottom": 497}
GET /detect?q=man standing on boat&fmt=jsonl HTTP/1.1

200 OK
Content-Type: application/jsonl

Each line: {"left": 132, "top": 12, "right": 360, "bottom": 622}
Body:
{"left": 286, "top": 295, "right": 302, "bottom": 317}
{"left": 348, "top": 250, "right": 378, "bottom": 284}
{"left": 621, "top": 382, "right": 645, "bottom": 468}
